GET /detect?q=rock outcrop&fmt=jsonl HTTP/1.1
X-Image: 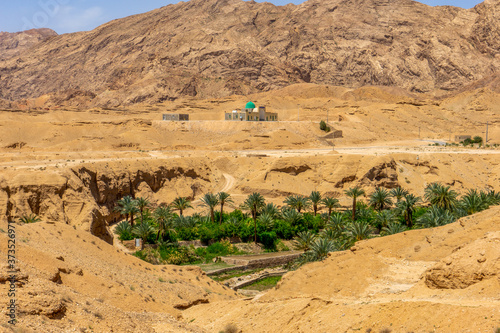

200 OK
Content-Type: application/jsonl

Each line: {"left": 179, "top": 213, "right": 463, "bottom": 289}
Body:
{"left": 0, "top": 159, "right": 219, "bottom": 243}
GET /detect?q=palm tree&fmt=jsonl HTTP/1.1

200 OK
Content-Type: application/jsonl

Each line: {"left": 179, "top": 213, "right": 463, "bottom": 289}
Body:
{"left": 308, "top": 238, "right": 336, "bottom": 260}
{"left": 345, "top": 186, "right": 366, "bottom": 221}
{"left": 200, "top": 193, "right": 220, "bottom": 223}
{"left": 242, "top": 193, "right": 266, "bottom": 243}
{"left": 126, "top": 201, "right": 140, "bottom": 227}
{"left": 484, "top": 190, "right": 500, "bottom": 206}
{"left": 173, "top": 215, "right": 198, "bottom": 229}
{"left": 416, "top": 206, "right": 455, "bottom": 228}
{"left": 114, "top": 221, "right": 133, "bottom": 240}
{"left": 217, "top": 192, "right": 233, "bottom": 225}
{"left": 459, "top": 189, "right": 488, "bottom": 215}
{"left": 374, "top": 210, "right": 397, "bottom": 232}
{"left": 327, "top": 212, "right": 346, "bottom": 231}
{"left": 424, "top": 183, "right": 458, "bottom": 211}
{"left": 114, "top": 196, "right": 135, "bottom": 223}
{"left": 282, "top": 209, "right": 303, "bottom": 226}
{"left": 322, "top": 197, "right": 340, "bottom": 217}
{"left": 390, "top": 187, "right": 409, "bottom": 203}
{"left": 284, "top": 195, "right": 310, "bottom": 213}
{"left": 135, "top": 197, "right": 151, "bottom": 223}
{"left": 171, "top": 197, "right": 192, "bottom": 216}
{"left": 261, "top": 203, "right": 280, "bottom": 219}
{"left": 132, "top": 222, "right": 156, "bottom": 250}
{"left": 345, "top": 221, "right": 373, "bottom": 242}
{"left": 381, "top": 222, "right": 406, "bottom": 236}
{"left": 309, "top": 191, "right": 322, "bottom": 216}
{"left": 292, "top": 230, "right": 317, "bottom": 251}
{"left": 154, "top": 206, "right": 174, "bottom": 240}
{"left": 396, "top": 194, "right": 421, "bottom": 228}
{"left": 257, "top": 212, "right": 275, "bottom": 231}
{"left": 369, "top": 187, "right": 393, "bottom": 211}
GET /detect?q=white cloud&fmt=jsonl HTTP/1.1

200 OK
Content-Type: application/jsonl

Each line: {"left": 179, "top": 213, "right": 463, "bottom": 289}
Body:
{"left": 53, "top": 6, "right": 105, "bottom": 33}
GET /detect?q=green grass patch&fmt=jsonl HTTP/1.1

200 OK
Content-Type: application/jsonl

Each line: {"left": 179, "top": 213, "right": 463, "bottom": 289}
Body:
{"left": 197, "top": 262, "right": 233, "bottom": 273}
{"left": 211, "top": 268, "right": 265, "bottom": 282}
{"left": 241, "top": 276, "right": 282, "bottom": 291}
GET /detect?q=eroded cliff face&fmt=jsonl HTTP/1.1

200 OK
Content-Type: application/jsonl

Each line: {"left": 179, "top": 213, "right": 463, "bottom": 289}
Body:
{"left": 0, "top": 158, "right": 220, "bottom": 243}
{"left": 0, "top": 0, "right": 499, "bottom": 108}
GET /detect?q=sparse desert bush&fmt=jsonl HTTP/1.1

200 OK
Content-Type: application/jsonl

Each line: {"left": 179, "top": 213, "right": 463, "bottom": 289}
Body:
{"left": 221, "top": 322, "right": 239, "bottom": 333}
{"left": 20, "top": 213, "right": 41, "bottom": 223}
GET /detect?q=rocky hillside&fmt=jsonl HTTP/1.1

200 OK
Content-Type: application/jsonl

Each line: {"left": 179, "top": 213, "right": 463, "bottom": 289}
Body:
{"left": 0, "top": 0, "right": 499, "bottom": 108}
{"left": 0, "top": 28, "right": 57, "bottom": 60}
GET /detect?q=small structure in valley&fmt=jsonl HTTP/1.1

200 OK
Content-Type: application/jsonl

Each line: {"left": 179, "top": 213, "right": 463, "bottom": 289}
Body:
{"left": 225, "top": 102, "right": 278, "bottom": 121}
{"left": 163, "top": 114, "right": 189, "bottom": 121}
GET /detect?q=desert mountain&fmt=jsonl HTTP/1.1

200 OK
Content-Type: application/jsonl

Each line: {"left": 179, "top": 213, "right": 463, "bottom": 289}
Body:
{"left": 0, "top": 0, "right": 499, "bottom": 108}
{"left": 0, "top": 28, "right": 57, "bottom": 61}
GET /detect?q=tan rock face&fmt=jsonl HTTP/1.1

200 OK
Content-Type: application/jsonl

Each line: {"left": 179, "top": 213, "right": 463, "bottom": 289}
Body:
{"left": 0, "top": 159, "right": 218, "bottom": 243}
{"left": 424, "top": 231, "right": 500, "bottom": 289}
{"left": 0, "top": 0, "right": 499, "bottom": 108}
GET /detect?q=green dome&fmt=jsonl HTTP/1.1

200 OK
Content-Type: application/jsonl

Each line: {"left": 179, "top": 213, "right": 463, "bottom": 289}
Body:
{"left": 245, "top": 101, "right": 256, "bottom": 109}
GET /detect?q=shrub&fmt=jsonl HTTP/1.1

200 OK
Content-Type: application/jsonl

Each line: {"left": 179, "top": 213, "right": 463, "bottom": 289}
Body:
{"left": 472, "top": 136, "right": 483, "bottom": 144}
{"left": 320, "top": 120, "right": 327, "bottom": 131}
{"left": 274, "top": 220, "right": 294, "bottom": 239}
{"left": 176, "top": 227, "right": 198, "bottom": 241}
{"left": 258, "top": 231, "right": 278, "bottom": 251}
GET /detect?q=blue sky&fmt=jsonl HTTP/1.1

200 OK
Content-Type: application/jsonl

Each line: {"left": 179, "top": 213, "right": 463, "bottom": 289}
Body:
{"left": 0, "top": 0, "right": 485, "bottom": 34}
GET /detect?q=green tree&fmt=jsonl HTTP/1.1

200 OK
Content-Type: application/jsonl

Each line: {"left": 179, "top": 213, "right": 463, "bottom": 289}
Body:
{"left": 396, "top": 194, "right": 421, "bottom": 228}
{"left": 416, "top": 206, "right": 455, "bottom": 228}
{"left": 292, "top": 230, "right": 317, "bottom": 251}
{"left": 200, "top": 193, "right": 220, "bottom": 223}
{"left": 171, "top": 197, "right": 192, "bottom": 216}
{"left": 390, "top": 187, "right": 409, "bottom": 203}
{"left": 345, "top": 221, "right": 373, "bottom": 242}
{"left": 217, "top": 192, "right": 234, "bottom": 225}
{"left": 309, "top": 191, "right": 322, "bottom": 216}
{"left": 284, "top": 195, "right": 310, "bottom": 213}
{"left": 242, "top": 193, "right": 266, "bottom": 244}
{"left": 424, "top": 183, "right": 458, "bottom": 211}
{"left": 257, "top": 212, "right": 275, "bottom": 231}
{"left": 381, "top": 222, "right": 406, "bottom": 236}
{"left": 114, "top": 196, "right": 135, "bottom": 224}
{"left": 308, "top": 238, "right": 336, "bottom": 260}
{"left": 369, "top": 187, "right": 393, "bottom": 211}
{"left": 374, "top": 210, "right": 397, "bottom": 232}
{"left": 322, "top": 197, "right": 340, "bottom": 217}
{"left": 281, "top": 209, "right": 303, "bottom": 226}
{"left": 135, "top": 197, "right": 151, "bottom": 223}
{"left": 327, "top": 212, "right": 346, "bottom": 231}
{"left": 345, "top": 186, "right": 366, "bottom": 221}
{"left": 114, "top": 221, "right": 133, "bottom": 240}
{"left": 154, "top": 206, "right": 174, "bottom": 241}
{"left": 133, "top": 222, "right": 156, "bottom": 250}
{"left": 261, "top": 203, "right": 280, "bottom": 219}
{"left": 459, "top": 189, "right": 489, "bottom": 215}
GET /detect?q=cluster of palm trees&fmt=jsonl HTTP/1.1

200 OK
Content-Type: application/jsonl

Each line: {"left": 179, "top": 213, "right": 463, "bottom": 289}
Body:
{"left": 286, "top": 184, "right": 500, "bottom": 265}
{"left": 113, "top": 183, "right": 499, "bottom": 260}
